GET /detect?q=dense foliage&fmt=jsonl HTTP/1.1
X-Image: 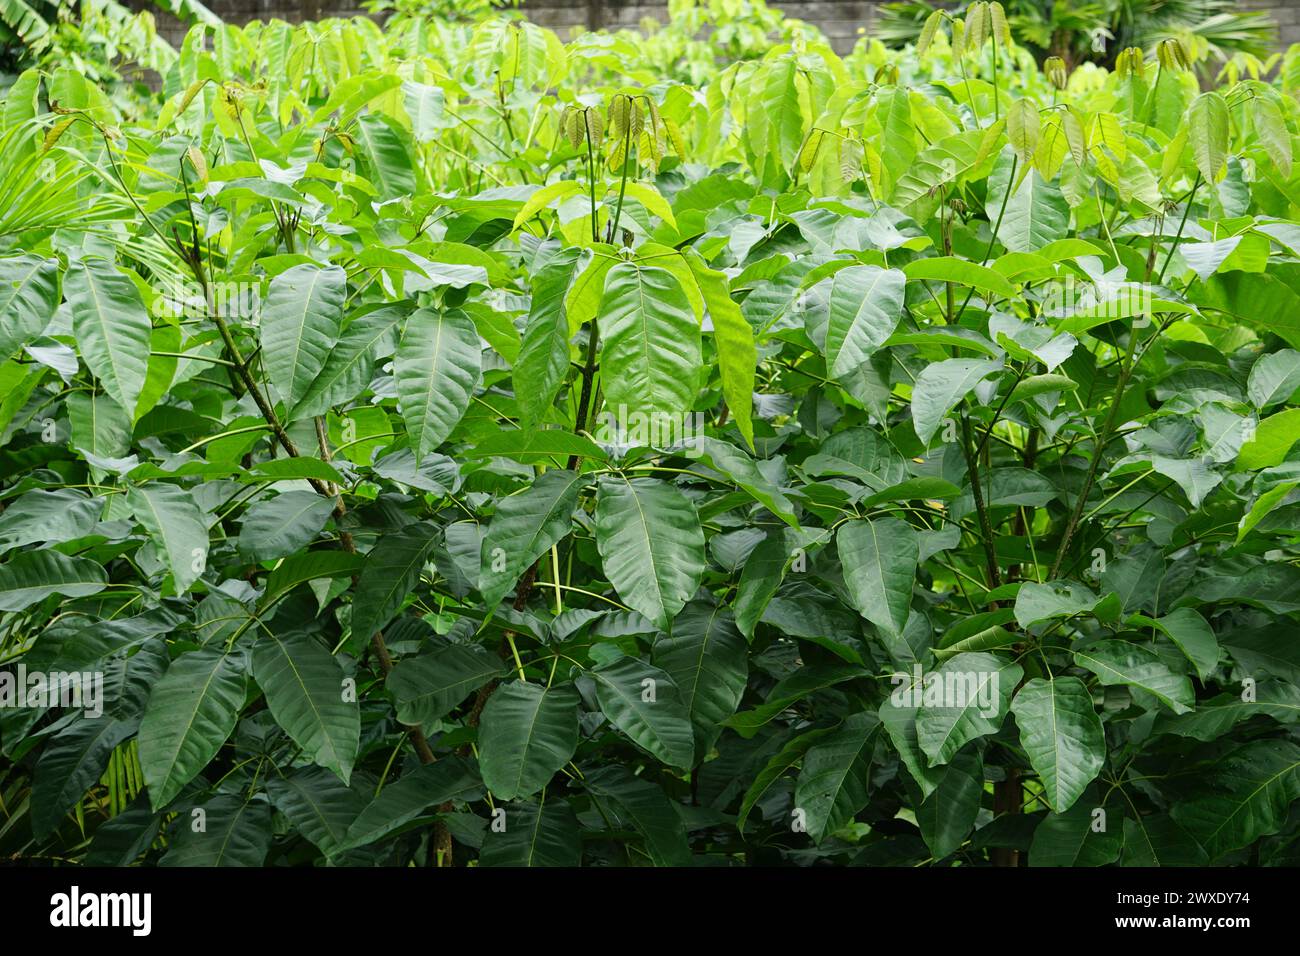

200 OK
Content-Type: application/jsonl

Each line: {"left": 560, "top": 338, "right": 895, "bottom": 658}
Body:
{"left": 3, "top": 1, "right": 1300, "bottom": 867}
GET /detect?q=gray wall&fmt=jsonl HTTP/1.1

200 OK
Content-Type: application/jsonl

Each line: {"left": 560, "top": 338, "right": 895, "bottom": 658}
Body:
{"left": 140, "top": 0, "right": 1300, "bottom": 58}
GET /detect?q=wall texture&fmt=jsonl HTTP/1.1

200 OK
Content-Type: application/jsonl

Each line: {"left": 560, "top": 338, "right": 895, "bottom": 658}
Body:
{"left": 141, "top": 0, "right": 1300, "bottom": 57}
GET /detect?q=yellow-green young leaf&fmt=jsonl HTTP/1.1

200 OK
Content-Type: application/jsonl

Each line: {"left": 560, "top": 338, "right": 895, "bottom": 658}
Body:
{"left": 1090, "top": 112, "right": 1126, "bottom": 162}
{"left": 1162, "top": 122, "right": 1189, "bottom": 180}
{"left": 975, "top": 116, "right": 1007, "bottom": 167}
{"left": 513, "top": 180, "right": 582, "bottom": 228}
{"left": 951, "top": 17, "right": 966, "bottom": 58}
{"left": 1007, "top": 99, "right": 1039, "bottom": 166}
{"left": 1035, "top": 113, "right": 1069, "bottom": 180}
{"left": 621, "top": 182, "right": 676, "bottom": 230}
{"left": 685, "top": 249, "right": 756, "bottom": 449}
{"left": 564, "top": 245, "right": 617, "bottom": 335}
{"left": 797, "top": 128, "right": 826, "bottom": 172}
{"left": 965, "top": 2, "right": 988, "bottom": 52}
{"left": 1062, "top": 108, "right": 1087, "bottom": 167}
{"left": 990, "top": 1, "right": 1010, "bottom": 46}
{"left": 1238, "top": 407, "right": 1300, "bottom": 470}
{"left": 1255, "top": 96, "right": 1293, "bottom": 178}
{"left": 917, "top": 9, "right": 943, "bottom": 56}
{"left": 1189, "top": 91, "right": 1230, "bottom": 183}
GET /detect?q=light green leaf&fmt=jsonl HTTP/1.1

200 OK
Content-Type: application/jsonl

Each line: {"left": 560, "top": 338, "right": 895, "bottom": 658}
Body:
{"left": 911, "top": 358, "right": 1003, "bottom": 445}
{"left": 825, "top": 264, "right": 906, "bottom": 380}
{"left": 127, "top": 483, "right": 209, "bottom": 594}
{"left": 395, "top": 306, "right": 482, "bottom": 460}
{"left": 260, "top": 263, "right": 346, "bottom": 411}
{"left": 65, "top": 258, "right": 151, "bottom": 414}
{"left": 598, "top": 264, "right": 701, "bottom": 420}
{"left": 594, "top": 476, "right": 705, "bottom": 631}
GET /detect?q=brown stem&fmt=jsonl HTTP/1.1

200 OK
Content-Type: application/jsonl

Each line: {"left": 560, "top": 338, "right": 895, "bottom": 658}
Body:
{"left": 991, "top": 769, "right": 1022, "bottom": 867}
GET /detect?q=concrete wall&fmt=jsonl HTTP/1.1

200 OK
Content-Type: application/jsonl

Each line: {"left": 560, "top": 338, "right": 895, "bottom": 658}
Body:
{"left": 139, "top": 0, "right": 1300, "bottom": 58}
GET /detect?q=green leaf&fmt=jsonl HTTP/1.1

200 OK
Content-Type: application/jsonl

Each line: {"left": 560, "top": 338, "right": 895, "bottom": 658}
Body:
{"left": 127, "top": 483, "right": 209, "bottom": 595}
{"left": 478, "top": 681, "right": 579, "bottom": 800}
{"left": 1238, "top": 407, "right": 1300, "bottom": 470}
{"left": 252, "top": 630, "right": 359, "bottom": 782}
{"left": 837, "top": 516, "right": 918, "bottom": 636}
{"left": 262, "top": 551, "right": 363, "bottom": 607}
{"left": 338, "top": 758, "right": 481, "bottom": 852}
{"left": 1010, "top": 676, "right": 1105, "bottom": 813}
{"left": 1133, "top": 607, "right": 1219, "bottom": 680}
{"left": 264, "top": 766, "right": 366, "bottom": 856}
{"left": 1073, "top": 639, "right": 1194, "bottom": 714}
{"left": 65, "top": 258, "right": 152, "bottom": 414}
{"left": 825, "top": 264, "right": 906, "bottom": 380}
{"left": 237, "top": 490, "right": 335, "bottom": 562}
{"left": 395, "top": 306, "right": 482, "bottom": 460}
{"left": 1154, "top": 680, "right": 1300, "bottom": 742}
{"left": 915, "top": 747, "right": 983, "bottom": 860}
{"left": 1028, "top": 788, "right": 1122, "bottom": 866}
{"left": 515, "top": 248, "right": 581, "bottom": 426}
{"left": 597, "top": 263, "right": 701, "bottom": 420}
{"left": 915, "top": 652, "right": 1022, "bottom": 766}
{"left": 794, "top": 712, "right": 878, "bottom": 843}
{"left": 66, "top": 392, "right": 132, "bottom": 459}
{"left": 291, "top": 304, "right": 406, "bottom": 420}
{"left": 1247, "top": 348, "right": 1300, "bottom": 409}
{"left": 32, "top": 716, "right": 136, "bottom": 837}
{"left": 0, "top": 255, "right": 59, "bottom": 359}
{"left": 594, "top": 476, "right": 705, "bottom": 630}
{"left": 911, "top": 358, "right": 1003, "bottom": 445}
{"left": 466, "top": 428, "right": 607, "bottom": 465}
{"left": 386, "top": 644, "right": 505, "bottom": 726}
{"left": 582, "top": 765, "right": 690, "bottom": 866}
{"left": 260, "top": 263, "right": 346, "bottom": 411}
{"left": 351, "top": 523, "right": 439, "bottom": 639}
{"left": 480, "top": 470, "right": 584, "bottom": 606}
{"left": 590, "top": 656, "right": 696, "bottom": 769}
{"left": 138, "top": 650, "right": 246, "bottom": 810}
{"left": 988, "top": 156, "right": 1069, "bottom": 254}
{"left": 1189, "top": 91, "right": 1230, "bottom": 183}
{"left": 737, "top": 727, "right": 833, "bottom": 832}
{"left": 651, "top": 601, "right": 748, "bottom": 753}
{"left": 685, "top": 249, "right": 756, "bottom": 449}
{"left": 159, "top": 796, "right": 271, "bottom": 867}
{"left": 0, "top": 550, "right": 107, "bottom": 611}
{"left": 902, "top": 256, "right": 1017, "bottom": 299}
{"left": 1170, "top": 739, "right": 1300, "bottom": 858}
{"left": 479, "top": 798, "right": 583, "bottom": 867}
